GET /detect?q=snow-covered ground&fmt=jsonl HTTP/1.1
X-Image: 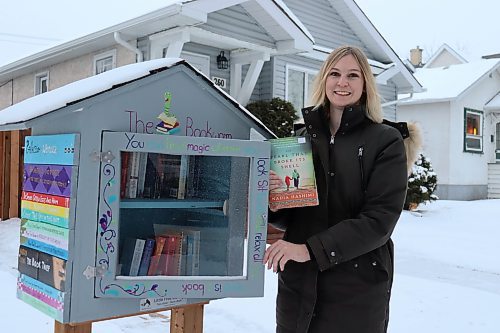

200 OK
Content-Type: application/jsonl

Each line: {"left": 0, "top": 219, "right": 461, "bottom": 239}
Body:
{"left": 1, "top": 199, "right": 499, "bottom": 332}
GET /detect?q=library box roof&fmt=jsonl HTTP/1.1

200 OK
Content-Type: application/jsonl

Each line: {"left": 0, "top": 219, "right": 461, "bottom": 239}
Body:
{"left": 0, "top": 58, "right": 275, "bottom": 140}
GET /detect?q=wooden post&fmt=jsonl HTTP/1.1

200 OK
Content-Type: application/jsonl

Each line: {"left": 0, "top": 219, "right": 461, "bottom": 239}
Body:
{"left": 54, "top": 322, "right": 92, "bottom": 333}
{"left": 9, "top": 130, "right": 20, "bottom": 218}
{"left": 170, "top": 303, "right": 205, "bottom": 333}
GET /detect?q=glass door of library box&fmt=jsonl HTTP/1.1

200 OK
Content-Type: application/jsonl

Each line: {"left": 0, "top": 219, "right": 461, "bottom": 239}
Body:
{"left": 94, "top": 132, "right": 270, "bottom": 299}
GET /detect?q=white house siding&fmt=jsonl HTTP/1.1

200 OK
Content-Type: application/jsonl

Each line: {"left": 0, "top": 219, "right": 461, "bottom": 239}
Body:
{"left": 379, "top": 82, "right": 397, "bottom": 121}
{"left": 446, "top": 76, "right": 500, "bottom": 199}
{"left": 282, "top": 0, "right": 375, "bottom": 59}
{"left": 397, "top": 101, "right": 452, "bottom": 190}
{"left": 201, "top": 5, "right": 275, "bottom": 49}
{"left": 0, "top": 80, "right": 13, "bottom": 110}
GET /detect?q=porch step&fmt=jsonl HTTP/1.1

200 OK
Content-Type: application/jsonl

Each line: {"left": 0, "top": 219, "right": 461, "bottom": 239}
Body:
{"left": 488, "top": 163, "right": 500, "bottom": 199}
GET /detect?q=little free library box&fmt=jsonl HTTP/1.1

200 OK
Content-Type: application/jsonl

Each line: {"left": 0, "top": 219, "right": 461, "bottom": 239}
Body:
{"left": 0, "top": 59, "right": 273, "bottom": 324}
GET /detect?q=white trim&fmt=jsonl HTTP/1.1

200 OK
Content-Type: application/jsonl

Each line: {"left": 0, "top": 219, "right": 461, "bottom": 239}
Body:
{"left": 375, "top": 65, "right": 399, "bottom": 85}
{"left": 285, "top": 64, "right": 318, "bottom": 112}
{"left": 93, "top": 49, "right": 117, "bottom": 75}
{"left": 423, "top": 43, "right": 468, "bottom": 68}
{"left": 34, "top": 71, "right": 49, "bottom": 95}
{"left": 464, "top": 109, "right": 484, "bottom": 152}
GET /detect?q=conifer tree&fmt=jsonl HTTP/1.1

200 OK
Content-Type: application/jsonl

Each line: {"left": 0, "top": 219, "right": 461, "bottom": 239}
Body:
{"left": 405, "top": 153, "right": 438, "bottom": 210}
{"left": 246, "top": 98, "right": 298, "bottom": 138}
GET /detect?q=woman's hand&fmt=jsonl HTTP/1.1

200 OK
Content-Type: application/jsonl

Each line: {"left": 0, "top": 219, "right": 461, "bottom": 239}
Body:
{"left": 268, "top": 170, "right": 283, "bottom": 212}
{"left": 263, "top": 239, "right": 311, "bottom": 272}
{"left": 269, "top": 170, "right": 283, "bottom": 191}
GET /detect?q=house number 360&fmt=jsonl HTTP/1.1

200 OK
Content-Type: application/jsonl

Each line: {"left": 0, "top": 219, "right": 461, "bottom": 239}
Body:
{"left": 212, "top": 76, "right": 226, "bottom": 88}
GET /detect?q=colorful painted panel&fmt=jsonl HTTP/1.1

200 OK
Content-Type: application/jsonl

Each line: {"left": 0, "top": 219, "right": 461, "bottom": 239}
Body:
{"left": 17, "top": 274, "right": 65, "bottom": 322}
{"left": 20, "top": 219, "right": 69, "bottom": 254}
{"left": 23, "top": 164, "right": 74, "bottom": 197}
{"left": 20, "top": 209, "right": 69, "bottom": 229}
{"left": 24, "top": 134, "right": 79, "bottom": 165}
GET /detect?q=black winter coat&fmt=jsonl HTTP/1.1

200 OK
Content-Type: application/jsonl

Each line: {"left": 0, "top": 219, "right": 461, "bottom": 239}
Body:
{"left": 269, "top": 105, "right": 408, "bottom": 333}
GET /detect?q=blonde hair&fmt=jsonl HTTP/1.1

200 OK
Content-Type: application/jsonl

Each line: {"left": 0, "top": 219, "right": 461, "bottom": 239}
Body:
{"left": 310, "top": 45, "right": 382, "bottom": 123}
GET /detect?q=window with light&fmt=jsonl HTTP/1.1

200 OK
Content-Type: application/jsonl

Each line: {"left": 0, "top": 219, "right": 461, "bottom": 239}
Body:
{"left": 464, "top": 108, "right": 483, "bottom": 152}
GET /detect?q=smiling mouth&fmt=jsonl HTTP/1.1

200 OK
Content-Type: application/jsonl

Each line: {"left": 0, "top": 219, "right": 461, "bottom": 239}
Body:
{"left": 334, "top": 91, "right": 351, "bottom": 96}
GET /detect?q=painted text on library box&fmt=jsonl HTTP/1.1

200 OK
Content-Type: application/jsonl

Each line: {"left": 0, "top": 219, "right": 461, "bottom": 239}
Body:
{"left": 24, "top": 134, "right": 79, "bottom": 165}
{"left": 23, "top": 164, "right": 74, "bottom": 197}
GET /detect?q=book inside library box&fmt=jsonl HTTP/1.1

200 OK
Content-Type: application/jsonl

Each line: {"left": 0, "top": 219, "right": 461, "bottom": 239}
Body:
{"left": 117, "top": 152, "right": 250, "bottom": 278}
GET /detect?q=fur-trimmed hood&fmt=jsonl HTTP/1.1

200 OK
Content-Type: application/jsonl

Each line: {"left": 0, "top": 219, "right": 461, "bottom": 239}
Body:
{"left": 382, "top": 119, "right": 423, "bottom": 175}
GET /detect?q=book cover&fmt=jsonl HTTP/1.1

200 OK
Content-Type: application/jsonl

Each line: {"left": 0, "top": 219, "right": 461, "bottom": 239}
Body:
{"left": 269, "top": 136, "right": 319, "bottom": 210}
{"left": 137, "top": 238, "right": 155, "bottom": 276}
{"left": 147, "top": 236, "right": 167, "bottom": 276}
{"left": 159, "top": 233, "right": 183, "bottom": 276}
{"left": 153, "top": 224, "right": 200, "bottom": 276}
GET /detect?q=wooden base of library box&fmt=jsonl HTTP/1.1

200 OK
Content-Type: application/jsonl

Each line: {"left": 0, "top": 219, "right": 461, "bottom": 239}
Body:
{"left": 54, "top": 302, "right": 208, "bottom": 333}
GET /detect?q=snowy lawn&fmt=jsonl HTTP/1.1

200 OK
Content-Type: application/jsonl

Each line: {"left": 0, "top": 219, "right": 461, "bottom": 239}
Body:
{"left": 1, "top": 199, "right": 499, "bottom": 332}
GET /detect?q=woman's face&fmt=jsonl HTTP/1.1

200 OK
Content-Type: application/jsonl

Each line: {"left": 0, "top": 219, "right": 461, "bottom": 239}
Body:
{"left": 325, "top": 54, "right": 365, "bottom": 110}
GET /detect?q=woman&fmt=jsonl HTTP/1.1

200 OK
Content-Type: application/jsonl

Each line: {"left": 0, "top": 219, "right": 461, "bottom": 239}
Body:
{"left": 264, "top": 45, "right": 421, "bottom": 333}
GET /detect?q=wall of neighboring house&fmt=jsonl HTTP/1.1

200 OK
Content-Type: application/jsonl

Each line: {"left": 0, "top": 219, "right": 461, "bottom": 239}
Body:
{"left": 447, "top": 73, "right": 500, "bottom": 199}
{"left": 0, "top": 44, "right": 136, "bottom": 111}
{"left": 397, "top": 101, "right": 452, "bottom": 190}
{"left": 0, "top": 80, "right": 13, "bottom": 110}
{"left": 426, "top": 51, "right": 463, "bottom": 68}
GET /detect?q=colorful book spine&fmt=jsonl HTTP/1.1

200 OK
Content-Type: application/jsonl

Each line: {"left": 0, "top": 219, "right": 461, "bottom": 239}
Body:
{"left": 119, "top": 238, "right": 146, "bottom": 276}
{"left": 137, "top": 238, "right": 155, "bottom": 276}
{"left": 127, "top": 152, "right": 140, "bottom": 199}
{"left": 120, "top": 152, "right": 129, "bottom": 199}
{"left": 137, "top": 152, "right": 148, "bottom": 198}
{"left": 185, "top": 230, "right": 201, "bottom": 276}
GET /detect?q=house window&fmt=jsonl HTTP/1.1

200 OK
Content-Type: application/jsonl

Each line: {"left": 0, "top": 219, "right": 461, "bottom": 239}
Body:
{"left": 464, "top": 108, "right": 483, "bottom": 152}
{"left": 94, "top": 50, "right": 116, "bottom": 75}
{"left": 34, "top": 72, "right": 49, "bottom": 95}
{"left": 286, "top": 66, "right": 317, "bottom": 118}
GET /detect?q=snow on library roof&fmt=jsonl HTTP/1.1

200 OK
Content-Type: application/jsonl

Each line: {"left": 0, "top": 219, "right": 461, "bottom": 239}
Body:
{"left": 398, "top": 59, "right": 500, "bottom": 105}
{"left": 0, "top": 58, "right": 181, "bottom": 126}
{"left": 0, "top": 58, "right": 274, "bottom": 136}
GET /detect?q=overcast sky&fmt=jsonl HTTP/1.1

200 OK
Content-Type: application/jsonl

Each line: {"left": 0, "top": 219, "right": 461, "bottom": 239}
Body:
{"left": 1, "top": 0, "right": 499, "bottom": 67}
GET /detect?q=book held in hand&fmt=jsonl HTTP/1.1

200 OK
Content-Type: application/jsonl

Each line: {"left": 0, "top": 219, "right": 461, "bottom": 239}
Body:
{"left": 269, "top": 136, "right": 319, "bottom": 210}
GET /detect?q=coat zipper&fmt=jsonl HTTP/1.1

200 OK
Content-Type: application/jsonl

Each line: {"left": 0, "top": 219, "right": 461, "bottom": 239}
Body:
{"left": 358, "top": 145, "right": 365, "bottom": 191}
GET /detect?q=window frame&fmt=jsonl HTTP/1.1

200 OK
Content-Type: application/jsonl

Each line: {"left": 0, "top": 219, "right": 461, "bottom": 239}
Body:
{"left": 285, "top": 64, "right": 317, "bottom": 118}
{"left": 93, "top": 49, "right": 117, "bottom": 75}
{"left": 463, "top": 108, "right": 484, "bottom": 153}
{"left": 34, "top": 71, "right": 49, "bottom": 95}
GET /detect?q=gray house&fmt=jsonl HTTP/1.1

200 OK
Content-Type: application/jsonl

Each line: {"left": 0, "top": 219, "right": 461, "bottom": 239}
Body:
{"left": 0, "top": 0, "right": 422, "bottom": 218}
